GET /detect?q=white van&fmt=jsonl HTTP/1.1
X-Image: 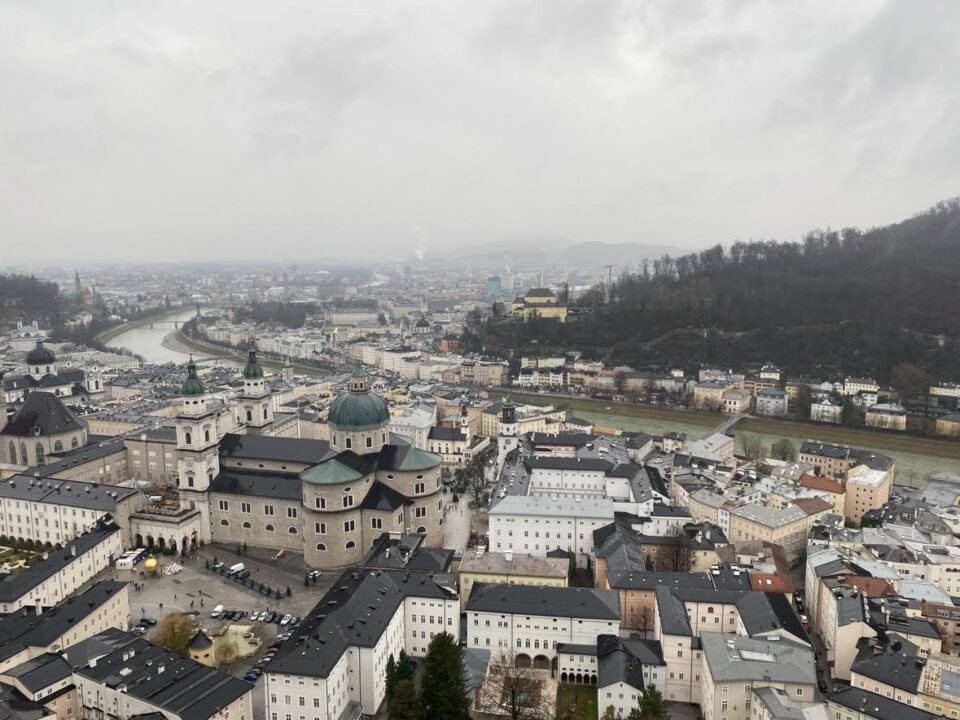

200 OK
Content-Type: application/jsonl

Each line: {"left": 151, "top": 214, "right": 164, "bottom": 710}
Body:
{"left": 227, "top": 563, "right": 244, "bottom": 576}
{"left": 210, "top": 604, "right": 224, "bottom": 618}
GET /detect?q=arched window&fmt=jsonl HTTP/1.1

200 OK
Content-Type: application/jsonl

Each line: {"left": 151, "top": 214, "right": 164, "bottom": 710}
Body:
{"left": 345, "top": 541, "right": 356, "bottom": 550}
{"left": 263, "top": 407, "right": 268, "bottom": 419}
{"left": 53, "top": 440, "right": 63, "bottom": 452}
{"left": 246, "top": 410, "right": 252, "bottom": 422}
{"left": 288, "top": 527, "right": 298, "bottom": 534}
{"left": 8, "top": 442, "right": 16, "bottom": 464}
{"left": 345, "top": 437, "right": 352, "bottom": 449}
{"left": 35, "top": 443, "right": 45, "bottom": 465}
{"left": 265, "top": 524, "right": 275, "bottom": 532}
{"left": 365, "top": 436, "right": 372, "bottom": 448}
{"left": 220, "top": 519, "right": 229, "bottom": 526}
{"left": 20, "top": 443, "right": 27, "bottom": 463}
{"left": 415, "top": 526, "right": 426, "bottom": 534}
{"left": 316, "top": 543, "right": 326, "bottom": 551}
{"left": 71, "top": 437, "right": 79, "bottom": 448}
{"left": 184, "top": 431, "right": 192, "bottom": 445}
{"left": 242, "top": 521, "right": 251, "bottom": 529}
{"left": 204, "top": 428, "right": 210, "bottom": 443}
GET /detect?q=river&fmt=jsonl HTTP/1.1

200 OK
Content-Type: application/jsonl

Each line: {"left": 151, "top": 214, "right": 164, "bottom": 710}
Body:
{"left": 105, "top": 308, "right": 239, "bottom": 366}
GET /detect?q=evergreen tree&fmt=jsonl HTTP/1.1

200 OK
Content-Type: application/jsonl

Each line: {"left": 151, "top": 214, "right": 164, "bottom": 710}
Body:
{"left": 385, "top": 655, "right": 397, "bottom": 703}
{"left": 418, "top": 633, "right": 470, "bottom": 720}
{"left": 396, "top": 650, "right": 413, "bottom": 682}
{"left": 388, "top": 679, "right": 422, "bottom": 720}
{"left": 638, "top": 683, "right": 670, "bottom": 720}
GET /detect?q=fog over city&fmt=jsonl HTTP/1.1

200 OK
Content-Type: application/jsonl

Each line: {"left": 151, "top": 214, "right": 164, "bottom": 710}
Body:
{"left": 2, "top": 0, "right": 958, "bottom": 263}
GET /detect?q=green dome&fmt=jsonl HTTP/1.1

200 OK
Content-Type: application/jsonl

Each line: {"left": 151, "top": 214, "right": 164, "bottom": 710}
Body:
{"left": 243, "top": 348, "right": 264, "bottom": 379}
{"left": 182, "top": 357, "right": 206, "bottom": 396}
{"left": 328, "top": 367, "right": 389, "bottom": 429}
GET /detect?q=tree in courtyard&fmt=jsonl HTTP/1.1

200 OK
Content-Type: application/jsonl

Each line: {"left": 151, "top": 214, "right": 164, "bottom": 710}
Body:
{"left": 663, "top": 525, "right": 692, "bottom": 572}
{"left": 150, "top": 613, "right": 195, "bottom": 657}
{"left": 601, "top": 706, "right": 618, "bottom": 720}
{"left": 637, "top": 606, "right": 653, "bottom": 639}
{"left": 484, "top": 651, "right": 549, "bottom": 720}
{"left": 389, "top": 679, "right": 422, "bottom": 720}
{"left": 633, "top": 683, "right": 670, "bottom": 720}
{"left": 419, "top": 633, "right": 470, "bottom": 720}
{"left": 385, "top": 655, "right": 398, "bottom": 704}
{"left": 567, "top": 551, "right": 577, "bottom": 582}
{"left": 769, "top": 438, "right": 798, "bottom": 462}
{"left": 396, "top": 650, "right": 414, "bottom": 683}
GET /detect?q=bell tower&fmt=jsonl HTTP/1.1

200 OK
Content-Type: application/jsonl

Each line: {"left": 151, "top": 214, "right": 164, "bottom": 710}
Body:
{"left": 240, "top": 347, "right": 273, "bottom": 435}
{"left": 175, "top": 356, "right": 217, "bottom": 541}
{"left": 497, "top": 396, "right": 519, "bottom": 457}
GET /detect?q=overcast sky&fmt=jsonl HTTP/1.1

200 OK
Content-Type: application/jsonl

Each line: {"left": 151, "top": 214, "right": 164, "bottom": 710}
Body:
{"left": 1, "top": 1, "right": 957, "bottom": 264}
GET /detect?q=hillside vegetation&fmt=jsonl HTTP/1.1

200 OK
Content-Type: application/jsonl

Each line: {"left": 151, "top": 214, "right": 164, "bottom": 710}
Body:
{"left": 484, "top": 198, "right": 960, "bottom": 381}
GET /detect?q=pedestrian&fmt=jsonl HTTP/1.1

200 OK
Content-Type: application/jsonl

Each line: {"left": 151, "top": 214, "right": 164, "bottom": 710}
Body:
{"left": 191, "top": 600, "right": 195, "bottom": 608}
{"left": 159, "top": 602, "right": 163, "bottom": 610}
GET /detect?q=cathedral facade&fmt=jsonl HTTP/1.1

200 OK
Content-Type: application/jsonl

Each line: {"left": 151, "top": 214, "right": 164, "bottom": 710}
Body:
{"left": 174, "top": 354, "right": 444, "bottom": 568}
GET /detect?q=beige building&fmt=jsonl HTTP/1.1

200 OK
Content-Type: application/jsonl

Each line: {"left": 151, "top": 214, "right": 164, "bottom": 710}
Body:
{"left": 845, "top": 464, "right": 892, "bottom": 525}
{"left": 457, "top": 548, "right": 568, "bottom": 610}
{"left": 865, "top": 404, "right": 907, "bottom": 431}
{"left": 728, "top": 502, "right": 830, "bottom": 562}
{"left": 1, "top": 392, "right": 88, "bottom": 467}
{"left": 721, "top": 389, "right": 752, "bottom": 414}
{"left": 694, "top": 381, "right": 734, "bottom": 411}
{"left": 936, "top": 413, "right": 960, "bottom": 439}
{"left": 510, "top": 288, "right": 568, "bottom": 322}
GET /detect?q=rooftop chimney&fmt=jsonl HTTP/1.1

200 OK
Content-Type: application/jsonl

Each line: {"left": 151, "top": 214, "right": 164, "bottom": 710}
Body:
{"left": 504, "top": 550, "right": 513, "bottom": 562}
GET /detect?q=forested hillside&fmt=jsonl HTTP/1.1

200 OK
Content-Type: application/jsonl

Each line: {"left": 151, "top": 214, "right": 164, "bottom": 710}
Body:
{"left": 483, "top": 198, "right": 960, "bottom": 381}
{"left": 0, "top": 274, "right": 69, "bottom": 323}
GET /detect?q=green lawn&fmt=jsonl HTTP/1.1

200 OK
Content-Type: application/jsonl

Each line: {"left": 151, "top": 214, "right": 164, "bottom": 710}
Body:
{"left": 557, "top": 685, "right": 598, "bottom": 720}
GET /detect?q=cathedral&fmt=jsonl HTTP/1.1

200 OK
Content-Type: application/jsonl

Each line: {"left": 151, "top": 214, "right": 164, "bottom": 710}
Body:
{"left": 171, "top": 351, "right": 445, "bottom": 568}
{"left": 2, "top": 340, "right": 103, "bottom": 404}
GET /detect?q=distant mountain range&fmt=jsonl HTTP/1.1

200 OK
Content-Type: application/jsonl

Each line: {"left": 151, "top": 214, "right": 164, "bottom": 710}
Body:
{"left": 424, "top": 238, "right": 686, "bottom": 271}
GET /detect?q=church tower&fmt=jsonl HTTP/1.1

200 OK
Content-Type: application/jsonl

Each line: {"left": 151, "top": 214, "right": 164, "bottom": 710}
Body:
{"left": 240, "top": 347, "right": 273, "bottom": 435}
{"left": 497, "top": 396, "right": 519, "bottom": 457}
{"left": 175, "top": 356, "right": 217, "bottom": 541}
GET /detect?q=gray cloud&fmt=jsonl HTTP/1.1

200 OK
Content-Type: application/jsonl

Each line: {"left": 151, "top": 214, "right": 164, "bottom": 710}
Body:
{"left": 0, "top": 0, "right": 957, "bottom": 263}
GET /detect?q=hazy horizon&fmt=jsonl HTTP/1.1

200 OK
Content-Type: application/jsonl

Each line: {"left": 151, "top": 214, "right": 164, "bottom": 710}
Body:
{"left": 2, "top": 1, "right": 958, "bottom": 263}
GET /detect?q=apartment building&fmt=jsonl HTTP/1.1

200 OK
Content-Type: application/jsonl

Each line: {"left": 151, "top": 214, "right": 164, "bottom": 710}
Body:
{"left": 263, "top": 567, "right": 459, "bottom": 720}
{"left": 0, "top": 520, "right": 122, "bottom": 613}
{"left": 457, "top": 549, "right": 567, "bottom": 611}
{"left": 487, "top": 496, "right": 614, "bottom": 558}
{"left": 465, "top": 584, "right": 620, "bottom": 665}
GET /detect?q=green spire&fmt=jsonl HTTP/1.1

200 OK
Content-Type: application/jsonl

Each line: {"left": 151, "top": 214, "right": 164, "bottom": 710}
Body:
{"left": 182, "top": 355, "right": 206, "bottom": 396}
{"left": 243, "top": 347, "right": 264, "bottom": 379}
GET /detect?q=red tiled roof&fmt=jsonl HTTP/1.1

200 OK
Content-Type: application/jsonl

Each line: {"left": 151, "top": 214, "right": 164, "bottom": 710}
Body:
{"left": 799, "top": 473, "right": 845, "bottom": 493}
{"left": 749, "top": 571, "right": 794, "bottom": 593}
{"left": 792, "top": 497, "right": 834, "bottom": 515}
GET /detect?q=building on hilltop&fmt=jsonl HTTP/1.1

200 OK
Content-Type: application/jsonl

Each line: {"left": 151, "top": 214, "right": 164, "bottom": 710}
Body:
{"left": 510, "top": 288, "right": 568, "bottom": 322}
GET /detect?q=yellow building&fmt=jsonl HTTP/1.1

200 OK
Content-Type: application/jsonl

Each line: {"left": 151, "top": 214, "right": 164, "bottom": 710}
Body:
{"left": 511, "top": 288, "right": 568, "bottom": 323}
{"left": 457, "top": 548, "right": 568, "bottom": 610}
{"left": 936, "top": 413, "right": 960, "bottom": 439}
{"left": 693, "top": 380, "right": 732, "bottom": 411}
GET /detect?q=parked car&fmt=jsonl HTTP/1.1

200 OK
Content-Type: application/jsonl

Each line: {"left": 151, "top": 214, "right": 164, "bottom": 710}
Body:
{"left": 243, "top": 672, "right": 259, "bottom": 682}
{"left": 264, "top": 612, "right": 277, "bottom": 624}
{"left": 212, "top": 561, "right": 224, "bottom": 571}
{"left": 308, "top": 570, "right": 322, "bottom": 580}
{"left": 210, "top": 604, "right": 224, "bottom": 618}
{"left": 236, "top": 569, "right": 251, "bottom": 580}
{"left": 139, "top": 617, "right": 157, "bottom": 627}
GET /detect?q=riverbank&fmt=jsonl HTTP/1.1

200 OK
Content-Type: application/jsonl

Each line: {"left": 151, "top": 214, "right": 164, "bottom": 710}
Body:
{"left": 94, "top": 306, "right": 191, "bottom": 345}
{"left": 488, "top": 388, "right": 960, "bottom": 484}
{"left": 171, "top": 327, "right": 332, "bottom": 379}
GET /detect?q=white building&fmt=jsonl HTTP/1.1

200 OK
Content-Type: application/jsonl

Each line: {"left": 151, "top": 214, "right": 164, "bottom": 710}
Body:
{"left": 810, "top": 397, "right": 842, "bottom": 424}
{"left": 263, "top": 567, "right": 459, "bottom": 720}
{"left": 755, "top": 389, "right": 789, "bottom": 418}
{"left": 488, "top": 495, "right": 615, "bottom": 558}
{"left": 389, "top": 403, "right": 437, "bottom": 450}
{"left": 465, "top": 584, "right": 620, "bottom": 668}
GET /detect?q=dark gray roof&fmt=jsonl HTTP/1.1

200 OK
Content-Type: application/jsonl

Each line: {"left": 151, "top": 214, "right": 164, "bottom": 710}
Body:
{"left": 524, "top": 456, "right": 611, "bottom": 472}
{"left": 0, "top": 520, "right": 120, "bottom": 603}
{"left": 0, "top": 684, "right": 51, "bottom": 720}
{"left": 830, "top": 684, "right": 938, "bottom": 720}
{"left": 359, "top": 481, "right": 408, "bottom": 511}
{"left": 361, "top": 534, "right": 453, "bottom": 572}
{"left": 1, "top": 652, "right": 72, "bottom": 693}
{"left": 209, "top": 469, "right": 302, "bottom": 501}
{"left": 530, "top": 432, "right": 593, "bottom": 447}
{"left": 265, "top": 568, "right": 458, "bottom": 679}
{"left": 466, "top": 583, "right": 620, "bottom": 621}
{"left": 218, "top": 432, "right": 333, "bottom": 465}
{"left": 0, "top": 581, "right": 126, "bottom": 660}
{"left": 597, "top": 634, "right": 665, "bottom": 690}
{"left": 0, "top": 475, "right": 137, "bottom": 511}
{"left": 60, "top": 627, "right": 135, "bottom": 669}
{"left": 75, "top": 633, "right": 250, "bottom": 720}
{"left": 3, "top": 392, "right": 84, "bottom": 437}
{"left": 427, "top": 427, "right": 466, "bottom": 442}
{"left": 39, "top": 438, "right": 127, "bottom": 477}
{"left": 655, "top": 587, "right": 692, "bottom": 636}
{"left": 850, "top": 636, "right": 923, "bottom": 693}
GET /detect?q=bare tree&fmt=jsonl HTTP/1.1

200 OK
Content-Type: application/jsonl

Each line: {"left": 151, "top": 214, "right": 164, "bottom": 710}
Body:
{"left": 484, "top": 652, "right": 552, "bottom": 720}
{"left": 664, "top": 526, "right": 691, "bottom": 572}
